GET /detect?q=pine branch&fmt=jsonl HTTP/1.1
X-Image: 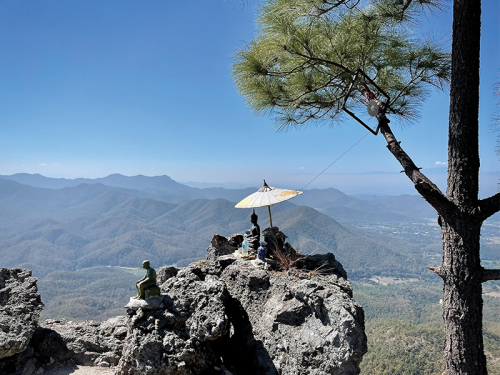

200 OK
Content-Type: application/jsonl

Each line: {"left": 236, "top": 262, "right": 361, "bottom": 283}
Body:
{"left": 283, "top": 45, "right": 351, "bottom": 74}
{"left": 389, "top": 70, "right": 425, "bottom": 108}
{"left": 476, "top": 192, "right": 500, "bottom": 222}
{"left": 377, "top": 116, "right": 455, "bottom": 217}
{"left": 302, "top": 0, "right": 357, "bottom": 18}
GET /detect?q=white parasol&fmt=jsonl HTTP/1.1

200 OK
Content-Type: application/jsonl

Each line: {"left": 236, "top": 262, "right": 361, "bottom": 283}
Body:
{"left": 235, "top": 180, "right": 303, "bottom": 227}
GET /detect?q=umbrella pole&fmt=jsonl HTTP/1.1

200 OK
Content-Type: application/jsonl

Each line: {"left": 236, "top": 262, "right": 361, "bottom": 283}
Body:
{"left": 268, "top": 206, "right": 273, "bottom": 228}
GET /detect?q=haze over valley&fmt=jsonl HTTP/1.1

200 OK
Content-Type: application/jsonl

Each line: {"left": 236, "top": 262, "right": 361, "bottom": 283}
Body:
{"left": 1, "top": 173, "right": 499, "bottom": 373}
{"left": 1, "top": 173, "right": 498, "bottom": 278}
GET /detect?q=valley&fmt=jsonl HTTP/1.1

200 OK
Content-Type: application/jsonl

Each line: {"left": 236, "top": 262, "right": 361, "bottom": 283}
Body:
{"left": 0, "top": 173, "right": 498, "bottom": 374}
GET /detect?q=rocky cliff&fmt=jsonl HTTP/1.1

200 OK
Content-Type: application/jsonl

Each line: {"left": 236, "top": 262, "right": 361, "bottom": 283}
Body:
{"left": 0, "top": 268, "right": 44, "bottom": 374}
{"left": 0, "top": 236, "right": 366, "bottom": 375}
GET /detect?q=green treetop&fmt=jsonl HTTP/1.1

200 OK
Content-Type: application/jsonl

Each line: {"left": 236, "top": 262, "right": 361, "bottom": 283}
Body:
{"left": 233, "top": 0, "right": 500, "bottom": 373}
{"left": 232, "top": 0, "right": 450, "bottom": 129}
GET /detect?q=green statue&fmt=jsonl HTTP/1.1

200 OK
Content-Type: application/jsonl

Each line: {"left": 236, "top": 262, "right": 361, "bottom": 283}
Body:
{"left": 134, "top": 260, "right": 157, "bottom": 300}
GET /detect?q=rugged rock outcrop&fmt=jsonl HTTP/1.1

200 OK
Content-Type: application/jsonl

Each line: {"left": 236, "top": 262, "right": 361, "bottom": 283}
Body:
{"left": 34, "top": 317, "right": 127, "bottom": 367}
{"left": 0, "top": 270, "right": 125, "bottom": 375}
{"left": 0, "top": 268, "right": 43, "bottom": 359}
{"left": 206, "top": 235, "right": 239, "bottom": 260}
{"left": 116, "top": 261, "right": 230, "bottom": 375}
{"left": 157, "top": 266, "right": 179, "bottom": 286}
{"left": 115, "top": 253, "right": 366, "bottom": 375}
{"left": 0, "top": 236, "right": 366, "bottom": 375}
{"left": 0, "top": 316, "right": 128, "bottom": 375}
{"left": 219, "top": 258, "right": 365, "bottom": 374}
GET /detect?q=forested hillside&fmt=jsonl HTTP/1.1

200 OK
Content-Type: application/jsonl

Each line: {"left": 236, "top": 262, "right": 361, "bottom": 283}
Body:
{"left": 1, "top": 175, "right": 497, "bottom": 374}
{"left": 0, "top": 178, "right": 427, "bottom": 279}
{"left": 355, "top": 280, "right": 500, "bottom": 374}
{"left": 0, "top": 173, "right": 455, "bottom": 218}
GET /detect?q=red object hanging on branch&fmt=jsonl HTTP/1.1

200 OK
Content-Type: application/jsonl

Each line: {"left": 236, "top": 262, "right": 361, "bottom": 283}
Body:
{"left": 341, "top": 69, "right": 392, "bottom": 135}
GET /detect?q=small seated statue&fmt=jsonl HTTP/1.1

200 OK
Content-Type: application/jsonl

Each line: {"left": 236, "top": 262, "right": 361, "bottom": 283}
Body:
{"left": 134, "top": 260, "right": 159, "bottom": 300}
{"left": 247, "top": 210, "right": 261, "bottom": 252}
{"left": 257, "top": 241, "right": 267, "bottom": 261}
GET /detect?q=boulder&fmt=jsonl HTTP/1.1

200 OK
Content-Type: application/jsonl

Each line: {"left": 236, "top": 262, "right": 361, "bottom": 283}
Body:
{"left": 33, "top": 316, "right": 128, "bottom": 367}
{"left": 303, "top": 253, "right": 348, "bottom": 279}
{"left": 228, "top": 234, "right": 243, "bottom": 248}
{"left": 116, "top": 254, "right": 366, "bottom": 375}
{"left": 115, "top": 263, "right": 230, "bottom": 375}
{"left": 157, "top": 266, "right": 179, "bottom": 286}
{"left": 207, "top": 234, "right": 238, "bottom": 260}
{"left": 219, "top": 259, "right": 366, "bottom": 374}
{"left": 0, "top": 268, "right": 43, "bottom": 359}
{"left": 262, "top": 227, "right": 287, "bottom": 257}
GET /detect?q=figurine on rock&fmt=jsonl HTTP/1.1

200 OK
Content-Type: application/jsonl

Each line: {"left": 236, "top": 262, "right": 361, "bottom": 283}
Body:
{"left": 247, "top": 209, "right": 261, "bottom": 252}
{"left": 134, "top": 260, "right": 160, "bottom": 300}
{"left": 257, "top": 241, "right": 267, "bottom": 261}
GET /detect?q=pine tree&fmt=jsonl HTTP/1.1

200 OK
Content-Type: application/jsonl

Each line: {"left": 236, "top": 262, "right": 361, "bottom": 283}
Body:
{"left": 232, "top": 0, "right": 500, "bottom": 373}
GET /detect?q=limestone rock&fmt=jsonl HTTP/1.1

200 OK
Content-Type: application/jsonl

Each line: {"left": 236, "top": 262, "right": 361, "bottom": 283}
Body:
{"left": 0, "top": 248, "right": 364, "bottom": 375}
{"left": 303, "top": 253, "right": 347, "bottom": 279}
{"left": 219, "top": 259, "right": 366, "bottom": 374}
{"left": 207, "top": 234, "right": 238, "bottom": 260}
{"left": 0, "top": 268, "right": 43, "bottom": 359}
{"left": 33, "top": 316, "right": 127, "bottom": 367}
{"left": 116, "top": 254, "right": 366, "bottom": 375}
{"left": 228, "top": 234, "right": 243, "bottom": 248}
{"left": 157, "top": 266, "right": 179, "bottom": 286}
{"left": 115, "top": 264, "right": 230, "bottom": 375}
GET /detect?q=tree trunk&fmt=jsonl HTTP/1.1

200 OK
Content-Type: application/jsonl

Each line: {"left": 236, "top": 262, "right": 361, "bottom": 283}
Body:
{"left": 441, "top": 218, "right": 486, "bottom": 374}
{"left": 378, "top": 0, "right": 495, "bottom": 371}
{"left": 443, "top": 0, "right": 485, "bottom": 372}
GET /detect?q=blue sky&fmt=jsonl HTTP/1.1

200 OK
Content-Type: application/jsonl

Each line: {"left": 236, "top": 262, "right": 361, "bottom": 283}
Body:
{"left": 0, "top": 0, "right": 498, "bottom": 195}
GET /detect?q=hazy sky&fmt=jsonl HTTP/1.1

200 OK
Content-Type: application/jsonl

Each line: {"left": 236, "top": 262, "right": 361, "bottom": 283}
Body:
{"left": 1, "top": 0, "right": 499, "bottom": 195}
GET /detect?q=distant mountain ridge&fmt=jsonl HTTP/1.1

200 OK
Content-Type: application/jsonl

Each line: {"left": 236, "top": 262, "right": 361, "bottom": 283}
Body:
{"left": 0, "top": 173, "right": 260, "bottom": 206}
{"left": 0, "top": 173, "right": 438, "bottom": 219}
{"left": 0, "top": 178, "right": 423, "bottom": 279}
{"left": 0, "top": 173, "right": 193, "bottom": 192}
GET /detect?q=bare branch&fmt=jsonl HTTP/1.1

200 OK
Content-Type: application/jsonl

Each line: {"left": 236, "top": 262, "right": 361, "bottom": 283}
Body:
{"left": 300, "top": 0, "right": 357, "bottom": 18}
{"left": 476, "top": 192, "right": 500, "bottom": 222}
{"left": 378, "top": 117, "right": 456, "bottom": 217}
{"left": 400, "top": 0, "right": 414, "bottom": 21}
{"left": 482, "top": 268, "right": 500, "bottom": 283}
{"left": 283, "top": 45, "right": 351, "bottom": 74}
{"left": 427, "top": 265, "right": 444, "bottom": 278}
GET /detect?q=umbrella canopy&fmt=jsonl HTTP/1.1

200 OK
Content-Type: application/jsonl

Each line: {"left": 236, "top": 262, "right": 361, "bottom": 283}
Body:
{"left": 235, "top": 180, "right": 303, "bottom": 227}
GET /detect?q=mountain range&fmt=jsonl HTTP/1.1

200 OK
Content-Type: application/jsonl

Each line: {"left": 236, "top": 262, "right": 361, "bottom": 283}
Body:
{"left": 0, "top": 174, "right": 435, "bottom": 279}
{"left": 0, "top": 173, "right": 441, "bottom": 218}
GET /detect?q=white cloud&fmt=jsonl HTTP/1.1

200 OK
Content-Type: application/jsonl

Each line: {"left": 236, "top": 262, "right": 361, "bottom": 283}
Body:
{"left": 40, "top": 163, "right": 47, "bottom": 166}
{"left": 54, "top": 163, "right": 60, "bottom": 166}
{"left": 299, "top": 167, "right": 305, "bottom": 170}
{"left": 435, "top": 161, "right": 447, "bottom": 166}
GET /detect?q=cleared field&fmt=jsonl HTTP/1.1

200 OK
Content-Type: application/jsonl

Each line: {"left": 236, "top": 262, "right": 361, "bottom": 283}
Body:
{"left": 369, "top": 276, "right": 419, "bottom": 285}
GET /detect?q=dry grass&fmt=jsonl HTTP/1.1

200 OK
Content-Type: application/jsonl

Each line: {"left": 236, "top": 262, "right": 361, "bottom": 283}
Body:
{"left": 274, "top": 246, "right": 303, "bottom": 271}
{"left": 273, "top": 245, "right": 334, "bottom": 276}
{"left": 308, "top": 261, "right": 334, "bottom": 276}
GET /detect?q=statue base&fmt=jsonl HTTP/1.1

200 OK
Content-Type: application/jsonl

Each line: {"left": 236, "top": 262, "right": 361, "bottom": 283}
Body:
{"left": 124, "top": 295, "right": 164, "bottom": 310}
{"left": 145, "top": 285, "right": 161, "bottom": 299}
